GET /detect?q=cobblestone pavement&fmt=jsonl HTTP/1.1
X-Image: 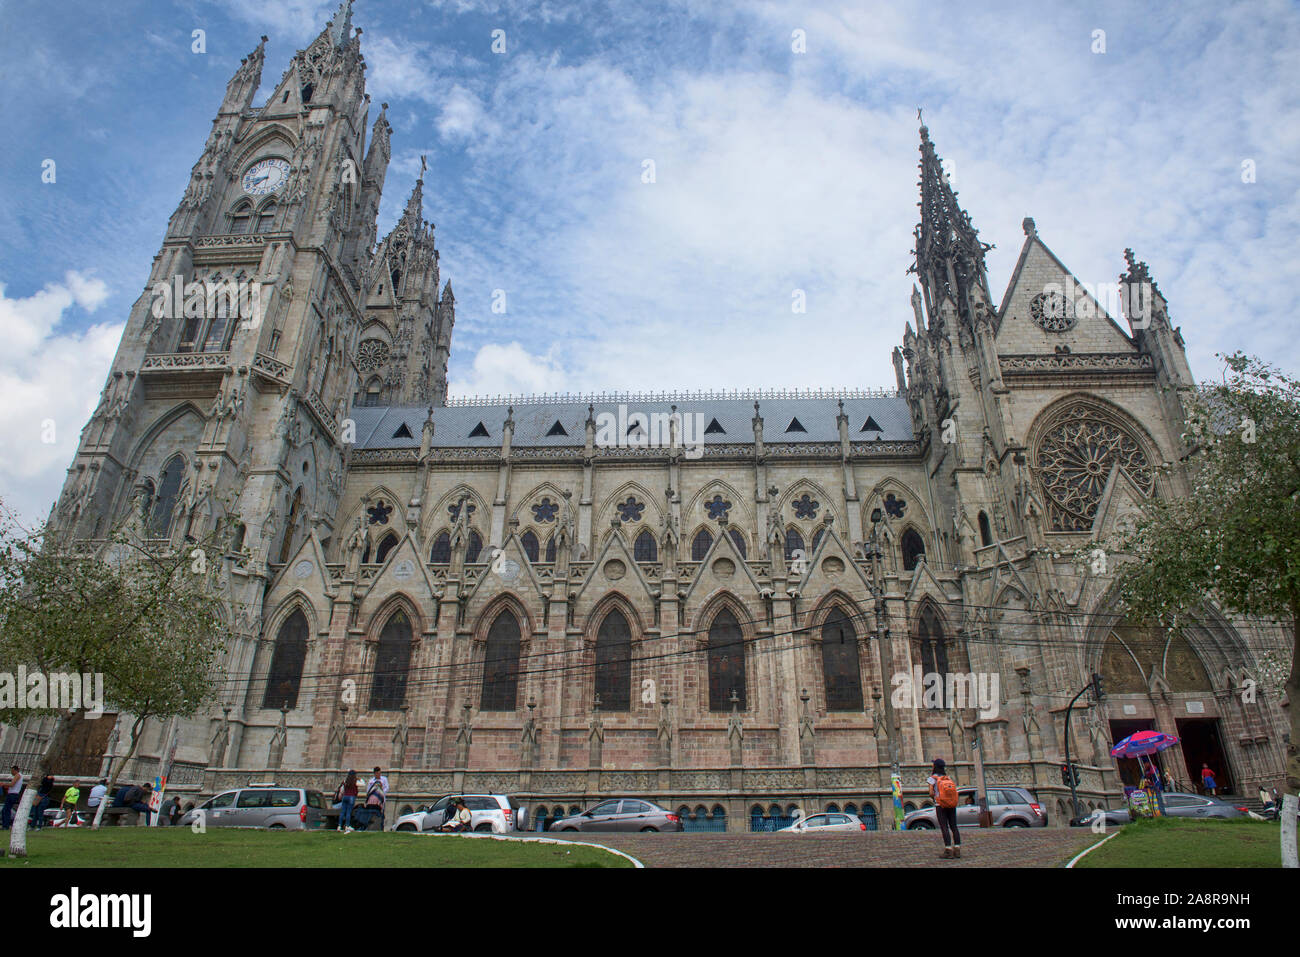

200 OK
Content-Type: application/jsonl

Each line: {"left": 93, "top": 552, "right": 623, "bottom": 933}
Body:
{"left": 553, "top": 827, "right": 1099, "bottom": 867}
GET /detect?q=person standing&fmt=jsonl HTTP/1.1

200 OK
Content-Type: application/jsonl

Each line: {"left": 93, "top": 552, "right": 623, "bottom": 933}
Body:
{"left": 927, "top": 758, "right": 961, "bottom": 860}
{"left": 364, "top": 768, "right": 387, "bottom": 830}
{"left": 336, "top": 770, "right": 358, "bottom": 832}
{"left": 1144, "top": 764, "right": 1167, "bottom": 815}
{"left": 1201, "top": 764, "right": 1217, "bottom": 796}
{"left": 29, "top": 775, "right": 55, "bottom": 829}
{"left": 1, "top": 766, "right": 23, "bottom": 829}
{"left": 58, "top": 783, "right": 82, "bottom": 826}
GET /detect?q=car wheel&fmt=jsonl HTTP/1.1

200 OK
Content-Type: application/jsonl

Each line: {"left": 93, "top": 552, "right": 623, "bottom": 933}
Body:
{"left": 909, "top": 821, "right": 934, "bottom": 830}
{"left": 640, "top": 826, "right": 658, "bottom": 832}
{"left": 475, "top": 823, "right": 492, "bottom": 832}
{"left": 1003, "top": 819, "right": 1028, "bottom": 828}
{"left": 269, "top": 823, "right": 286, "bottom": 829}
{"left": 396, "top": 823, "right": 416, "bottom": 832}
{"left": 562, "top": 827, "right": 579, "bottom": 832}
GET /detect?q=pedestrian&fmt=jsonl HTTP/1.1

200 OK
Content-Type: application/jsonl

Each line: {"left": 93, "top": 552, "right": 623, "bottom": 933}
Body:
{"left": 167, "top": 795, "right": 183, "bottom": 827}
{"left": 1144, "top": 764, "right": 1167, "bottom": 815}
{"left": 87, "top": 779, "right": 108, "bottom": 816}
{"left": 29, "top": 775, "right": 55, "bottom": 829}
{"left": 58, "top": 783, "right": 82, "bottom": 826}
{"left": 1200, "top": 764, "right": 1217, "bottom": 796}
{"left": 1162, "top": 768, "right": 1175, "bottom": 793}
{"left": 114, "top": 782, "right": 153, "bottom": 825}
{"left": 363, "top": 771, "right": 386, "bottom": 830}
{"left": 927, "top": 758, "right": 961, "bottom": 860}
{"left": 1, "top": 766, "right": 23, "bottom": 829}
{"left": 336, "top": 770, "right": 358, "bottom": 832}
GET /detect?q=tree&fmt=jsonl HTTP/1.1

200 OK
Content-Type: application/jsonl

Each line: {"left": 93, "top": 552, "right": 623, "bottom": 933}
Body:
{"left": 0, "top": 503, "right": 227, "bottom": 857}
{"left": 1105, "top": 354, "right": 1300, "bottom": 865}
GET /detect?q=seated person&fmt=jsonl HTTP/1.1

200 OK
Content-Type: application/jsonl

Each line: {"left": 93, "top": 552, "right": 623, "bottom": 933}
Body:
{"left": 440, "top": 799, "right": 472, "bottom": 832}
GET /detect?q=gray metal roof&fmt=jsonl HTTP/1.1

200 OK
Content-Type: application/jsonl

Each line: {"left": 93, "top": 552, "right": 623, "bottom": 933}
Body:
{"left": 350, "top": 396, "right": 913, "bottom": 449}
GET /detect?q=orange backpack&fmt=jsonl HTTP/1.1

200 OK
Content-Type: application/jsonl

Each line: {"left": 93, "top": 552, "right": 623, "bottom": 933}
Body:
{"left": 935, "top": 776, "right": 959, "bottom": 809}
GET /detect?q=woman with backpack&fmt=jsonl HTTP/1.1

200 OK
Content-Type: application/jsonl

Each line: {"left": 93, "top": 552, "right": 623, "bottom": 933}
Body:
{"left": 927, "top": 758, "right": 961, "bottom": 860}
{"left": 335, "top": 770, "right": 359, "bottom": 832}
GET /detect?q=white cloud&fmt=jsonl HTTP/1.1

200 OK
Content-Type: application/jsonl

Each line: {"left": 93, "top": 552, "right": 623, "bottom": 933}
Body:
{"left": 449, "top": 342, "right": 568, "bottom": 397}
{"left": 0, "top": 273, "right": 120, "bottom": 526}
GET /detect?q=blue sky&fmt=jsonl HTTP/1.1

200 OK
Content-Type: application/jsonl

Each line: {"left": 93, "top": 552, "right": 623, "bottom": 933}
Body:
{"left": 1, "top": 0, "right": 1298, "bottom": 524}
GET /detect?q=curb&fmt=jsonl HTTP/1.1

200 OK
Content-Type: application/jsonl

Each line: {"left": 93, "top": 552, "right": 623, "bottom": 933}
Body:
{"left": 1065, "top": 830, "right": 1120, "bottom": 868}
{"left": 398, "top": 830, "right": 644, "bottom": 868}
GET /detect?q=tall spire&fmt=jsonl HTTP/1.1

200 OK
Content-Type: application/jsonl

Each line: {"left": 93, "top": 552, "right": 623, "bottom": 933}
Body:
{"left": 403, "top": 155, "right": 427, "bottom": 225}
{"left": 909, "top": 115, "right": 993, "bottom": 329}
{"left": 327, "top": 0, "right": 354, "bottom": 49}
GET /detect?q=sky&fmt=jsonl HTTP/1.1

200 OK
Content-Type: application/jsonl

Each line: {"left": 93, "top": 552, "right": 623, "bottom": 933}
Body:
{"left": 0, "top": 0, "right": 1297, "bottom": 525}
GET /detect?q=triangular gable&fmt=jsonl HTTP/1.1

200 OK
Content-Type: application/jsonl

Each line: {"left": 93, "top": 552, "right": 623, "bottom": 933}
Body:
{"left": 995, "top": 231, "right": 1137, "bottom": 353}
{"left": 1090, "top": 462, "right": 1150, "bottom": 542}
{"left": 904, "top": 557, "right": 957, "bottom": 607}
{"left": 681, "top": 524, "right": 763, "bottom": 605}
{"left": 358, "top": 531, "right": 443, "bottom": 613}
{"left": 461, "top": 530, "right": 546, "bottom": 605}
{"left": 571, "top": 527, "right": 655, "bottom": 607}
{"left": 794, "top": 524, "right": 875, "bottom": 595}
{"left": 261, "top": 62, "right": 307, "bottom": 120}
{"left": 267, "top": 529, "right": 337, "bottom": 600}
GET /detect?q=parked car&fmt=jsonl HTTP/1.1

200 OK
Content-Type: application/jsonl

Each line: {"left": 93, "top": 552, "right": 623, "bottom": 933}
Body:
{"left": 1159, "top": 792, "right": 1248, "bottom": 819}
{"left": 391, "top": 793, "right": 528, "bottom": 833}
{"left": 1069, "top": 807, "right": 1131, "bottom": 827}
{"left": 548, "top": 799, "right": 682, "bottom": 832}
{"left": 904, "top": 786, "right": 1048, "bottom": 829}
{"left": 779, "top": 812, "right": 867, "bottom": 833}
{"left": 178, "top": 786, "right": 329, "bottom": 830}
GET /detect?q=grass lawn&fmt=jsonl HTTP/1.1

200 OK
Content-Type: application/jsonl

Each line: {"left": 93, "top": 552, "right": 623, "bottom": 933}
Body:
{"left": 0, "top": 827, "right": 634, "bottom": 868}
{"left": 1075, "top": 817, "right": 1296, "bottom": 868}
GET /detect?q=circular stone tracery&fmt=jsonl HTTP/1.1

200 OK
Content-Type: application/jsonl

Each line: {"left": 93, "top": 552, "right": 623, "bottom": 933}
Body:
{"left": 1035, "top": 404, "right": 1153, "bottom": 531}
{"left": 357, "top": 338, "right": 390, "bottom": 373}
{"left": 1029, "top": 291, "right": 1075, "bottom": 332}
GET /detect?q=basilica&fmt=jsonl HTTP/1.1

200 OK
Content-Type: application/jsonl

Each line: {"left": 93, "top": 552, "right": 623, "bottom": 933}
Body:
{"left": 5, "top": 3, "right": 1289, "bottom": 830}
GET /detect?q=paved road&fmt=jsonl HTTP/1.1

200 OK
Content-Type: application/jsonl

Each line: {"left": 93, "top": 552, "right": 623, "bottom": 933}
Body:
{"left": 553, "top": 827, "right": 1098, "bottom": 867}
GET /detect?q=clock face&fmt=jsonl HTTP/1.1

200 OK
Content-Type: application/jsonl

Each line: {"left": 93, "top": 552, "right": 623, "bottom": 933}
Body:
{"left": 242, "top": 158, "right": 290, "bottom": 196}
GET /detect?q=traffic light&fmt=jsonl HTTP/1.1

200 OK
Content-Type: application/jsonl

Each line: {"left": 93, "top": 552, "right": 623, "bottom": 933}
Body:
{"left": 1061, "top": 764, "right": 1071, "bottom": 786}
{"left": 1062, "top": 763, "right": 1081, "bottom": 786}
{"left": 1091, "top": 672, "right": 1105, "bottom": 700}
{"left": 1071, "top": 764, "right": 1081, "bottom": 787}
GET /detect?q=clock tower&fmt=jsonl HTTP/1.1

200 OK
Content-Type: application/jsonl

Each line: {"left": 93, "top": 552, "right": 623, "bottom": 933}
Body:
{"left": 51, "top": 1, "right": 406, "bottom": 768}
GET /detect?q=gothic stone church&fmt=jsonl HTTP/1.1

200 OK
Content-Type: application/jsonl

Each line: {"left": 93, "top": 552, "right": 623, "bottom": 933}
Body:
{"left": 12, "top": 5, "right": 1289, "bottom": 830}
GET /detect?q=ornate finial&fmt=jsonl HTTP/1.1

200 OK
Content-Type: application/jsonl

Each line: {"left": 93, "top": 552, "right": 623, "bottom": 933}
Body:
{"left": 1022, "top": 217, "right": 1036, "bottom": 236}
{"left": 419, "top": 154, "right": 428, "bottom": 180}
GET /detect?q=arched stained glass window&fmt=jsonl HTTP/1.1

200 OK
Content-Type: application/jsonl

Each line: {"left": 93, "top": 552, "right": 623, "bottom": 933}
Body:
{"left": 785, "top": 527, "right": 804, "bottom": 562}
{"left": 915, "top": 604, "right": 950, "bottom": 707}
{"left": 544, "top": 535, "right": 557, "bottom": 563}
{"left": 263, "top": 608, "right": 308, "bottom": 710}
{"left": 481, "top": 610, "right": 521, "bottom": 712}
{"left": 901, "top": 528, "right": 926, "bottom": 571}
{"left": 278, "top": 486, "right": 303, "bottom": 564}
{"left": 149, "top": 454, "right": 186, "bottom": 537}
{"left": 521, "top": 530, "right": 540, "bottom": 563}
{"left": 821, "top": 607, "right": 863, "bottom": 711}
{"left": 633, "top": 529, "right": 658, "bottom": 562}
{"left": 707, "top": 607, "right": 746, "bottom": 711}
{"left": 466, "top": 530, "right": 483, "bottom": 564}
{"left": 691, "top": 528, "right": 713, "bottom": 561}
{"left": 374, "top": 532, "right": 399, "bottom": 565}
{"left": 594, "top": 610, "right": 632, "bottom": 711}
{"left": 728, "top": 528, "right": 746, "bottom": 559}
{"left": 811, "top": 526, "right": 825, "bottom": 552}
{"left": 978, "top": 511, "right": 993, "bottom": 547}
{"left": 430, "top": 531, "right": 451, "bottom": 563}
{"left": 254, "top": 199, "right": 277, "bottom": 234}
{"left": 229, "top": 201, "right": 252, "bottom": 234}
{"left": 369, "top": 610, "right": 413, "bottom": 710}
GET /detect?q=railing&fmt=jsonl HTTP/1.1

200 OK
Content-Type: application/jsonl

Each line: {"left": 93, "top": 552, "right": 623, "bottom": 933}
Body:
{"left": 445, "top": 387, "right": 902, "bottom": 407}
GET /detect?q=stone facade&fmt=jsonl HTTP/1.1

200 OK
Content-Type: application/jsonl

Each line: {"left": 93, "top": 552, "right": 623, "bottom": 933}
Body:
{"left": 4, "top": 5, "right": 1288, "bottom": 830}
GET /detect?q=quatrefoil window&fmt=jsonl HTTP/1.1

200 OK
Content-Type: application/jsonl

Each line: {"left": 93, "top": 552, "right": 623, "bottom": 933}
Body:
{"left": 531, "top": 497, "right": 559, "bottom": 522}
{"left": 883, "top": 493, "right": 906, "bottom": 518}
{"left": 617, "top": 497, "right": 644, "bottom": 522}
{"left": 705, "top": 495, "right": 732, "bottom": 520}
{"left": 367, "top": 500, "right": 392, "bottom": 525}
{"left": 792, "top": 493, "right": 819, "bottom": 520}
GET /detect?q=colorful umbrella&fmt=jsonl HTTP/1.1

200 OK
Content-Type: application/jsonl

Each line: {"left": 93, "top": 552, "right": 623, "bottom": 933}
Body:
{"left": 1111, "top": 730, "right": 1180, "bottom": 758}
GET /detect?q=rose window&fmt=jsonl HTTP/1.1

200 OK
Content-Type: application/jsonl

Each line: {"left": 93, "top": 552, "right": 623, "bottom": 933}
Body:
{"left": 357, "top": 338, "right": 390, "bottom": 373}
{"left": 1036, "top": 405, "right": 1153, "bottom": 531}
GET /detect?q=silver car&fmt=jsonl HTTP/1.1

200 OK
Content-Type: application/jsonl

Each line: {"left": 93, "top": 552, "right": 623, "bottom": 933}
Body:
{"left": 904, "top": 786, "right": 1048, "bottom": 829}
{"left": 779, "top": 812, "right": 867, "bottom": 833}
{"left": 549, "top": 799, "right": 683, "bottom": 832}
{"left": 180, "top": 786, "right": 329, "bottom": 830}
{"left": 1159, "top": 792, "right": 1247, "bottom": 819}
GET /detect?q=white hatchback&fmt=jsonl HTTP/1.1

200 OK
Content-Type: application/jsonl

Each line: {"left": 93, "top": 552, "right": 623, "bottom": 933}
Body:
{"left": 779, "top": 812, "right": 868, "bottom": 833}
{"left": 392, "top": 794, "right": 527, "bottom": 834}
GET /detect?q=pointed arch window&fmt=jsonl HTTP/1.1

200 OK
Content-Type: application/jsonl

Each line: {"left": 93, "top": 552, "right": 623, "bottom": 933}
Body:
{"left": 634, "top": 529, "right": 657, "bottom": 562}
{"left": 728, "top": 528, "right": 747, "bottom": 559}
{"left": 915, "top": 605, "right": 950, "bottom": 707}
{"left": 254, "top": 199, "right": 277, "bottom": 234}
{"left": 149, "top": 454, "right": 186, "bottom": 537}
{"left": 785, "top": 527, "right": 805, "bottom": 562}
{"left": 978, "top": 511, "right": 993, "bottom": 547}
{"left": 594, "top": 609, "right": 632, "bottom": 711}
{"left": 544, "top": 535, "right": 557, "bottom": 563}
{"left": 691, "top": 528, "right": 713, "bottom": 561}
{"left": 357, "top": 376, "right": 383, "bottom": 407}
{"left": 369, "top": 609, "right": 413, "bottom": 710}
{"left": 811, "top": 526, "right": 825, "bottom": 553}
{"left": 262, "top": 608, "right": 309, "bottom": 710}
{"left": 707, "top": 607, "right": 746, "bottom": 711}
{"left": 374, "top": 532, "right": 399, "bottom": 565}
{"left": 521, "top": 530, "right": 540, "bottom": 563}
{"left": 278, "top": 486, "right": 304, "bottom": 564}
{"left": 821, "top": 607, "right": 863, "bottom": 711}
{"left": 229, "top": 201, "right": 253, "bottom": 235}
{"left": 481, "top": 610, "right": 521, "bottom": 711}
{"left": 901, "top": 528, "right": 926, "bottom": 571}
{"left": 430, "top": 531, "right": 451, "bottom": 563}
{"left": 466, "top": 530, "right": 483, "bottom": 564}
